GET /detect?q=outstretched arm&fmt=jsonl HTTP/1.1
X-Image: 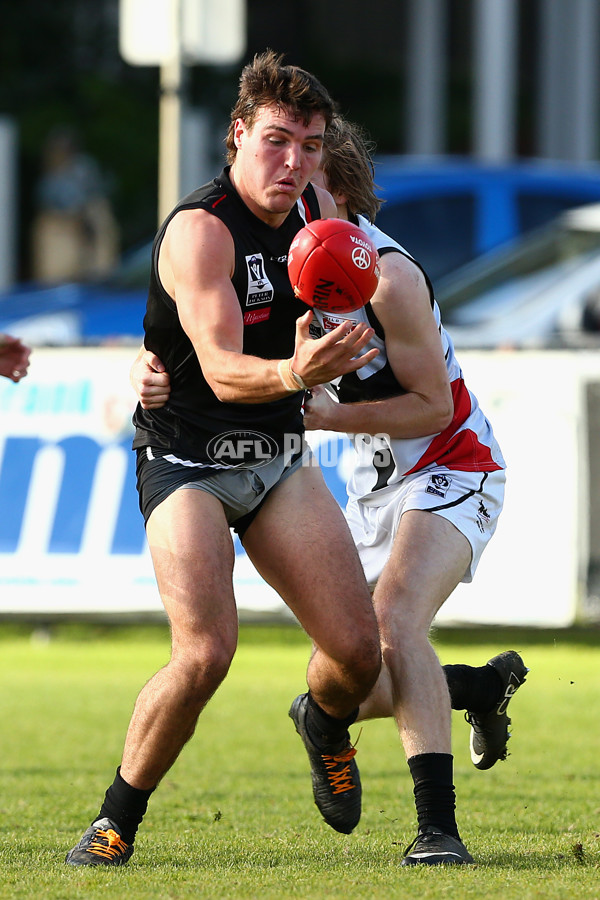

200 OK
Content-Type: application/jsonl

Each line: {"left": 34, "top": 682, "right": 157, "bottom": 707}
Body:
{"left": 157, "top": 208, "right": 379, "bottom": 404}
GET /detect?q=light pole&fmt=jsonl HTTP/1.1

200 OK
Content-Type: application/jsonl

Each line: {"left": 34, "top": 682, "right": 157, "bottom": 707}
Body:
{"left": 158, "top": 0, "right": 183, "bottom": 223}
{"left": 119, "top": 0, "right": 246, "bottom": 226}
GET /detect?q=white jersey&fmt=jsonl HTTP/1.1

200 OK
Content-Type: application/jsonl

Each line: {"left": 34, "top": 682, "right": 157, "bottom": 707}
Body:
{"left": 309, "top": 215, "right": 505, "bottom": 504}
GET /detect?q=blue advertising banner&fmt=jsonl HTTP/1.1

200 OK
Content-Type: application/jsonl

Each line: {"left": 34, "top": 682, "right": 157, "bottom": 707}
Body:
{"left": 0, "top": 348, "right": 353, "bottom": 618}
{"left": 1, "top": 347, "right": 594, "bottom": 626}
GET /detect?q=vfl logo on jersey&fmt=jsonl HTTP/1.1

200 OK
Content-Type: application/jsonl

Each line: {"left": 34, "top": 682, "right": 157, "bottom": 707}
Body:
{"left": 426, "top": 474, "right": 452, "bottom": 498}
{"left": 245, "top": 254, "right": 274, "bottom": 306}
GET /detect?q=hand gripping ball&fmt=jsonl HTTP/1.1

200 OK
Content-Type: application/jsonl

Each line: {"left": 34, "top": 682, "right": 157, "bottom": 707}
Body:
{"left": 288, "top": 218, "right": 380, "bottom": 314}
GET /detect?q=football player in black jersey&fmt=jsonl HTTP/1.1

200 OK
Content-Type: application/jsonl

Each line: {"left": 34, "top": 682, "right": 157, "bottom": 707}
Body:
{"left": 66, "top": 53, "right": 382, "bottom": 867}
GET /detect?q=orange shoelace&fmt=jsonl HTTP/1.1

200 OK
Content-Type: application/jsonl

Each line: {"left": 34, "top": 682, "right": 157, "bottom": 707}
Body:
{"left": 87, "top": 828, "right": 129, "bottom": 861}
{"left": 321, "top": 746, "right": 358, "bottom": 794}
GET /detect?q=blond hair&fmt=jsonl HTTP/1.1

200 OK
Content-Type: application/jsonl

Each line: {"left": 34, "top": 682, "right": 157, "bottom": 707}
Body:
{"left": 322, "top": 116, "right": 382, "bottom": 223}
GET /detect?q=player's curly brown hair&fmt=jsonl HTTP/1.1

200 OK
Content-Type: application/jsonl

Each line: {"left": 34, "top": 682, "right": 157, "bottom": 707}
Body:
{"left": 321, "top": 116, "right": 383, "bottom": 224}
{"left": 225, "top": 49, "right": 336, "bottom": 164}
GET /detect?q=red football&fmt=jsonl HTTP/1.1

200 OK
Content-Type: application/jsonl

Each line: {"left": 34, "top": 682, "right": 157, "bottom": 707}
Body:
{"left": 288, "top": 218, "right": 380, "bottom": 314}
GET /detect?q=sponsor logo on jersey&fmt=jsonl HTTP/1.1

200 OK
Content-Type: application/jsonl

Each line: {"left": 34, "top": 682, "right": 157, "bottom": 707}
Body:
{"left": 245, "top": 254, "right": 274, "bottom": 306}
{"left": 207, "top": 430, "right": 279, "bottom": 468}
{"left": 426, "top": 473, "right": 452, "bottom": 497}
{"left": 319, "top": 313, "right": 359, "bottom": 333}
{"left": 244, "top": 308, "right": 271, "bottom": 326}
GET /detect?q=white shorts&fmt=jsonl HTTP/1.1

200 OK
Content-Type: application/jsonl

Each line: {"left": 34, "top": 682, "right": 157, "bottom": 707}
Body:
{"left": 345, "top": 467, "right": 506, "bottom": 590}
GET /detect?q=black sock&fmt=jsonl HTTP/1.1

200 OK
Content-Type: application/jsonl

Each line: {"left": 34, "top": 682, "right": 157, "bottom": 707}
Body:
{"left": 305, "top": 692, "right": 358, "bottom": 748}
{"left": 96, "top": 767, "right": 155, "bottom": 845}
{"left": 443, "top": 663, "right": 503, "bottom": 713}
{"left": 407, "top": 752, "right": 459, "bottom": 840}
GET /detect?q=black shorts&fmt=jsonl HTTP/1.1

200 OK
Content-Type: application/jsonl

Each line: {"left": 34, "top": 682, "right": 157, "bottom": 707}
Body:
{"left": 135, "top": 443, "right": 310, "bottom": 539}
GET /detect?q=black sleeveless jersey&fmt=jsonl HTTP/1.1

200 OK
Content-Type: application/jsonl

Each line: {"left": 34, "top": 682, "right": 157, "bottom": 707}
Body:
{"left": 132, "top": 167, "right": 320, "bottom": 462}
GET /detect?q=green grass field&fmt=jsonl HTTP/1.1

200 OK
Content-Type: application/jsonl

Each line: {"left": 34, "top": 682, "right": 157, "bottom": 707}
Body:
{"left": 0, "top": 622, "right": 598, "bottom": 899}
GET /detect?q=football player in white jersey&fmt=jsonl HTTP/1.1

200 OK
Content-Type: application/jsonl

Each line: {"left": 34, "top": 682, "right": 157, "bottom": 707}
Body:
{"left": 305, "top": 115, "right": 526, "bottom": 865}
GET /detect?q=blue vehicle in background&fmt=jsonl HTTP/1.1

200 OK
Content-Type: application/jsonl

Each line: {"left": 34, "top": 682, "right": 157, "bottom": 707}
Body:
{"left": 2, "top": 157, "right": 600, "bottom": 344}
{"left": 374, "top": 156, "right": 600, "bottom": 282}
